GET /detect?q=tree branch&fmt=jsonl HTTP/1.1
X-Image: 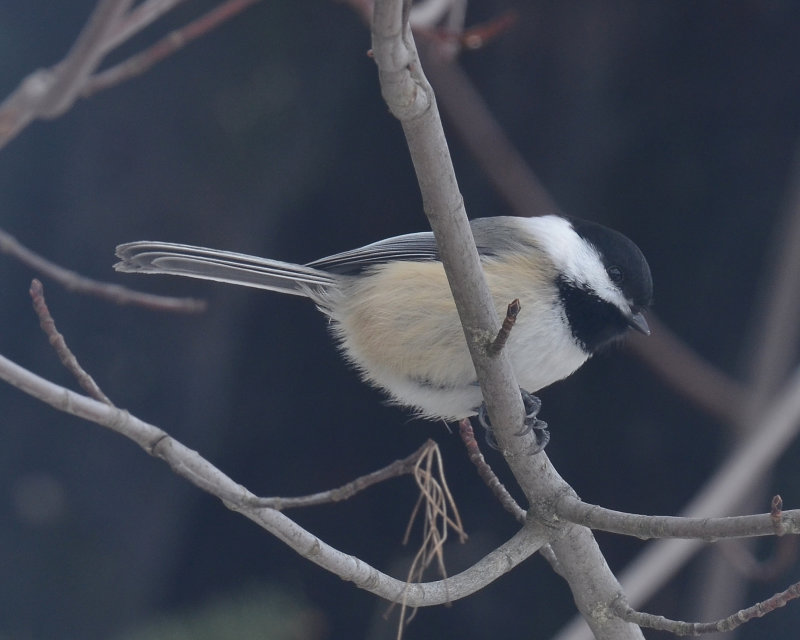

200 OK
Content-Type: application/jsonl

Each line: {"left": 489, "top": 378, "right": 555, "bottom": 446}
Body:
{"left": 0, "top": 227, "right": 205, "bottom": 312}
{"left": 371, "top": 2, "right": 644, "bottom": 638}
{"left": 41, "top": 0, "right": 134, "bottom": 117}
{"left": 611, "top": 583, "right": 800, "bottom": 635}
{"left": 372, "top": 0, "right": 538, "bottom": 475}
{"left": 458, "top": 418, "right": 526, "bottom": 524}
{"left": 29, "top": 279, "right": 114, "bottom": 405}
{"left": 0, "top": 350, "right": 550, "bottom": 606}
{"left": 551, "top": 363, "right": 800, "bottom": 640}
{"left": 0, "top": 0, "right": 132, "bottom": 146}
{"left": 556, "top": 495, "right": 800, "bottom": 541}
{"left": 102, "top": 0, "right": 191, "bottom": 50}
{"left": 86, "top": 0, "right": 263, "bottom": 97}
{"left": 0, "top": 0, "right": 263, "bottom": 150}
{"left": 249, "top": 439, "right": 438, "bottom": 510}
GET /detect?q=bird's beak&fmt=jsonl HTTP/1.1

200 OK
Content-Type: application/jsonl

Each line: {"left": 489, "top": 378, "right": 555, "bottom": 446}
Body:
{"left": 627, "top": 311, "right": 650, "bottom": 336}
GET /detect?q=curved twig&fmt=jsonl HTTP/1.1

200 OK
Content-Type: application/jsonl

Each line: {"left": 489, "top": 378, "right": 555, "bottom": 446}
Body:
{"left": 611, "top": 584, "right": 800, "bottom": 636}
{"left": 0, "top": 228, "right": 205, "bottom": 312}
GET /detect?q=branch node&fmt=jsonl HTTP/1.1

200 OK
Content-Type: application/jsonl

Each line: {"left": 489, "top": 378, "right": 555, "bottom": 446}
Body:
{"left": 771, "top": 494, "right": 787, "bottom": 536}
{"left": 488, "top": 298, "right": 520, "bottom": 357}
{"left": 147, "top": 432, "right": 171, "bottom": 458}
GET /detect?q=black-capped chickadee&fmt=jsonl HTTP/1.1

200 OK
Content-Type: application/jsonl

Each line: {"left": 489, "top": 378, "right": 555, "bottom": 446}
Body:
{"left": 115, "top": 215, "right": 652, "bottom": 426}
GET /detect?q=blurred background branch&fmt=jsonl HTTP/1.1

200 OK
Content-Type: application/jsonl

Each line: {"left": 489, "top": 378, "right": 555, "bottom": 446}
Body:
{"left": 0, "top": 0, "right": 262, "bottom": 149}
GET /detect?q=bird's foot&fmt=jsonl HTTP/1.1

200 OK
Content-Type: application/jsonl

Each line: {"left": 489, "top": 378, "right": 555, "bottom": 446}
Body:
{"left": 476, "top": 389, "right": 550, "bottom": 454}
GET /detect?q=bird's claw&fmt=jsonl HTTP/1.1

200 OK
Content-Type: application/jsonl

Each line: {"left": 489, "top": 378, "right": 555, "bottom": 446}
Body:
{"left": 523, "top": 419, "right": 550, "bottom": 454}
{"left": 477, "top": 402, "right": 500, "bottom": 450}
{"left": 476, "top": 389, "right": 550, "bottom": 454}
{"left": 521, "top": 389, "right": 542, "bottom": 420}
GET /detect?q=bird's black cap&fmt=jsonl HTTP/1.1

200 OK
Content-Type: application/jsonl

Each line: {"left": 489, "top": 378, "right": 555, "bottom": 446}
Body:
{"left": 570, "top": 218, "right": 653, "bottom": 312}
{"left": 558, "top": 218, "right": 653, "bottom": 352}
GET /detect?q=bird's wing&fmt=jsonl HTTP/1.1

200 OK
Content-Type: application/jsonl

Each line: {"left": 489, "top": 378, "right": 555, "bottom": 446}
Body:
{"left": 306, "top": 232, "right": 440, "bottom": 274}
{"left": 308, "top": 217, "right": 535, "bottom": 274}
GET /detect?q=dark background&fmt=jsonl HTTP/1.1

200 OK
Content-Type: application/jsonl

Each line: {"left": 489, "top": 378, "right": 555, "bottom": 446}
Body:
{"left": 2, "top": 1, "right": 800, "bottom": 638}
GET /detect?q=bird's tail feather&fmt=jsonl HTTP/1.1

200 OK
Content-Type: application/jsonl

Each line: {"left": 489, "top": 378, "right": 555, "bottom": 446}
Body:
{"left": 114, "top": 241, "right": 335, "bottom": 297}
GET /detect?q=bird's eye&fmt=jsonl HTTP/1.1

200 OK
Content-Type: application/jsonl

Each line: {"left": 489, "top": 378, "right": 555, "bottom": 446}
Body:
{"left": 608, "top": 265, "right": 624, "bottom": 284}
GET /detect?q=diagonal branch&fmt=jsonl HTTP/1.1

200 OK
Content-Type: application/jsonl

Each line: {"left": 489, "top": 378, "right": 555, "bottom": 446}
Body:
{"left": 40, "top": 0, "right": 135, "bottom": 118}
{"left": 0, "top": 350, "right": 548, "bottom": 606}
{"left": 103, "top": 0, "right": 192, "bottom": 50}
{"left": 0, "top": 0, "right": 264, "bottom": 150}
{"left": 29, "top": 279, "right": 114, "bottom": 405}
{"left": 372, "top": 0, "right": 526, "bottom": 461}
{"left": 0, "top": 0, "right": 132, "bottom": 146}
{"left": 85, "top": 0, "right": 263, "bottom": 97}
{"left": 371, "top": 2, "right": 644, "bottom": 638}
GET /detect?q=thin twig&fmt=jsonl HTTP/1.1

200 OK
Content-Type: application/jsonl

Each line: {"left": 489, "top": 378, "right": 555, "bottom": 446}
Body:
{"left": 0, "top": 0, "right": 264, "bottom": 149}
{"left": 247, "top": 440, "right": 438, "bottom": 509}
{"left": 103, "top": 0, "right": 192, "bottom": 52}
{"left": 488, "top": 298, "right": 520, "bottom": 357}
{"left": 458, "top": 418, "right": 525, "bottom": 524}
{"left": 416, "top": 9, "right": 518, "bottom": 53}
{"left": 0, "top": 0, "right": 133, "bottom": 147}
{"left": 459, "top": 10, "right": 517, "bottom": 50}
{"left": 0, "top": 228, "right": 205, "bottom": 313}
{"left": 29, "top": 279, "right": 114, "bottom": 405}
{"left": 611, "top": 584, "right": 800, "bottom": 635}
{"left": 41, "top": 0, "right": 134, "bottom": 118}
{"left": 771, "top": 494, "right": 786, "bottom": 535}
{"left": 86, "top": 0, "right": 263, "bottom": 97}
{"left": 555, "top": 494, "right": 800, "bottom": 541}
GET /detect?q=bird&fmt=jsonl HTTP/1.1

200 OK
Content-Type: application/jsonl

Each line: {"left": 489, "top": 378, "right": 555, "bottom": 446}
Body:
{"left": 115, "top": 214, "right": 652, "bottom": 445}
